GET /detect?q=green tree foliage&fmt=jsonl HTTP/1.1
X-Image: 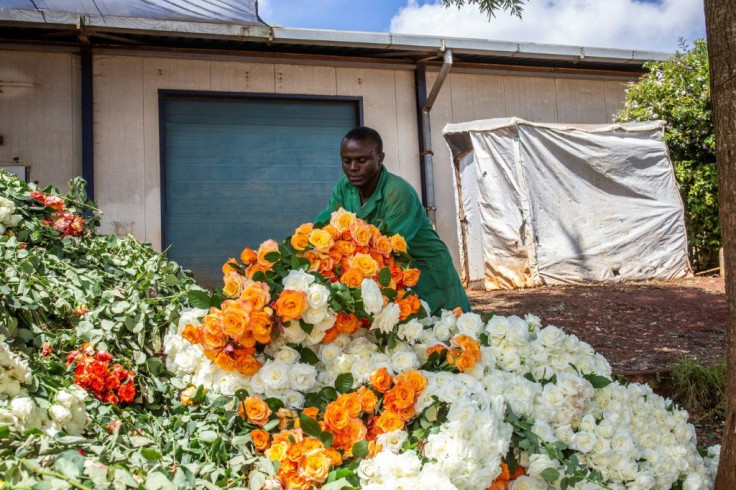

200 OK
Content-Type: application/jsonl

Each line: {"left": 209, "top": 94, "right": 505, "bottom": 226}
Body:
{"left": 441, "top": 0, "right": 526, "bottom": 18}
{"left": 615, "top": 40, "right": 718, "bottom": 269}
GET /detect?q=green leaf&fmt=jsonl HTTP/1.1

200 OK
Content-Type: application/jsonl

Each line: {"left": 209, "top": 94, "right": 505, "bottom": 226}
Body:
{"left": 0, "top": 426, "right": 9, "bottom": 438}
{"left": 320, "top": 386, "right": 338, "bottom": 402}
{"left": 299, "top": 320, "right": 314, "bottom": 335}
{"left": 541, "top": 468, "right": 560, "bottom": 483}
{"left": 187, "top": 290, "right": 213, "bottom": 309}
{"left": 144, "top": 471, "right": 176, "bottom": 490}
{"left": 264, "top": 251, "right": 281, "bottom": 262}
{"left": 322, "top": 479, "right": 352, "bottom": 490}
{"left": 319, "top": 431, "right": 333, "bottom": 448}
{"left": 351, "top": 440, "right": 370, "bottom": 460}
{"left": 265, "top": 397, "right": 284, "bottom": 412}
{"left": 335, "top": 373, "right": 354, "bottom": 393}
{"left": 16, "top": 328, "right": 33, "bottom": 343}
{"left": 377, "top": 267, "right": 391, "bottom": 287}
{"left": 53, "top": 450, "right": 85, "bottom": 479}
{"left": 583, "top": 374, "right": 613, "bottom": 389}
{"left": 299, "top": 414, "right": 322, "bottom": 438}
{"left": 299, "top": 347, "right": 320, "bottom": 365}
{"left": 141, "top": 447, "right": 162, "bottom": 460}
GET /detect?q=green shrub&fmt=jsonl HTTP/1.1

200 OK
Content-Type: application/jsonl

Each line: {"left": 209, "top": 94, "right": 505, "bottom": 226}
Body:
{"left": 668, "top": 356, "right": 726, "bottom": 421}
{"left": 615, "top": 39, "right": 718, "bottom": 269}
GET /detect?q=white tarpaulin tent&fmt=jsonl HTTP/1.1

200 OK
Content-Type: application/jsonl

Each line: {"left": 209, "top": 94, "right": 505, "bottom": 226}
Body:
{"left": 443, "top": 117, "right": 691, "bottom": 290}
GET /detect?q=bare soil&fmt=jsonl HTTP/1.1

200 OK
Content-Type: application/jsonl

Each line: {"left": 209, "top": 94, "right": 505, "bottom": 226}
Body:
{"left": 468, "top": 276, "right": 727, "bottom": 448}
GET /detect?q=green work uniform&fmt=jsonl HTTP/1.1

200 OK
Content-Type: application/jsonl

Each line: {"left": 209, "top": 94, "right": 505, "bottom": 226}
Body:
{"left": 316, "top": 168, "right": 471, "bottom": 314}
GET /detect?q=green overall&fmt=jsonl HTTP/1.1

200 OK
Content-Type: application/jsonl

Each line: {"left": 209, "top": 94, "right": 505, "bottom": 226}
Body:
{"left": 316, "top": 168, "right": 471, "bottom": 314}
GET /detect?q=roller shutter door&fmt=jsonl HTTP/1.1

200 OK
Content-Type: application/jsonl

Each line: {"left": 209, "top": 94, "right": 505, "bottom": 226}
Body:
{"left": 161, "top": 94, "right": 360, "bottom": 288}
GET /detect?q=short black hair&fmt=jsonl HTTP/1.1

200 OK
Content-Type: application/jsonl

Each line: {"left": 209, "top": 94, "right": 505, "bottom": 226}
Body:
{"left": 342, "top": 126, "right": 383, "bottom": 154}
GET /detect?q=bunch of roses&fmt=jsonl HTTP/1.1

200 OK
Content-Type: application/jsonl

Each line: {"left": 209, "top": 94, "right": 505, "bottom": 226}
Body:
{"left": 0, "top": 385, "right": 89, "bottom": 437}
{"left": 66, "top": 344, "right": 136, "bottom": 405}
{"left": 30, "top": 190, "right": 85, "bottom": 238}
{"left": 426, "top": 333, "right": 483, "bottom": 373}
{"left": 0, "top": 340, "right": 32, "bottom": 399}
{"left": 0, "top": 196, "right": 21, "bottom": 234}
{"left": 367, "top": 368, "right": 427, "bottom": 437}
{"left": 181, "top": 279, "right": 273, "bottom": 376}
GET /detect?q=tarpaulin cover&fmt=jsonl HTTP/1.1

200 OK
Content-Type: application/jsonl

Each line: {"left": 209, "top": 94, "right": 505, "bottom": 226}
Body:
{"left": 443, "top": 118, "right": 691, "bottom": 290}
{"left": 0, "top": 0, "right": 260, "bottom": 25}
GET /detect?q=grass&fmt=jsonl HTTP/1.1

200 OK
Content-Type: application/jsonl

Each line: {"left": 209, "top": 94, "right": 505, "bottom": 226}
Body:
{"left": 668, "top": 356, "right": 727, "bottom": 421}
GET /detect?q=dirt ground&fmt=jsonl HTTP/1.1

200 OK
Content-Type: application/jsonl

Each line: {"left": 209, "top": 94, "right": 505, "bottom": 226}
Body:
{"left": 468, "top": 276, "right": 727, "bottom": 447}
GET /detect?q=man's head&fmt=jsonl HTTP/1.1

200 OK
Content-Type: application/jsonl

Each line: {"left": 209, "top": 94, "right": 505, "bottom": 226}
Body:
{"left": 340, "top": 127, "right": 385, "bottom": 195}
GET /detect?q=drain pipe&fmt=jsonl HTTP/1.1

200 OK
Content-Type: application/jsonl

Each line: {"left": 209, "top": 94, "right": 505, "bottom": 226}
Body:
{"left": 418, "top": 48, "right": 453, "bottom": 225}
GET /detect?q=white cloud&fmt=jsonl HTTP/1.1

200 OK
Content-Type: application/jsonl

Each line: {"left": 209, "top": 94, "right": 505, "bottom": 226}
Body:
{"left": 390, "top": 0, "right": 706, "bottom": 52}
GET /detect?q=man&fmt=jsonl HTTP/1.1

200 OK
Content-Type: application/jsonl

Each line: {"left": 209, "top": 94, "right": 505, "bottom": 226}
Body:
{"left": 315, "top": 126, "right": 471, "bottom": 314}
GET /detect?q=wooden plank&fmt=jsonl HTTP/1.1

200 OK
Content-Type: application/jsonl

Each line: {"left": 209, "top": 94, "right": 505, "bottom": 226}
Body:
{"left": 93, "top": 54, "right": 146, "bottom": 238}
{"left": 275, "top": 64, "right": 337, "bottom": 95}
{"left": 603, "top": 79, "right": 629, "bottom": 122}
{"left": 448, "top": 72, "right": 506, "bottom": 122}
{"left": 141, "top": 56, "right": 211, "bottom": 248}
{"left": 209, "top": 60, "right": 275, "bottom": 93}
{"left": 503, "top": 76, "right": 558, "bottom": 122}
{"left": 554, "top": 78, "right": 608, "bottom": 123}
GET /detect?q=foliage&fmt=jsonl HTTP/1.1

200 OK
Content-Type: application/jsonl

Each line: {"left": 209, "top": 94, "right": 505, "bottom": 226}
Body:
{"left": 669, "top": 356, "right": 727, "bottom": 421}
{"left": 615, "top": 39, "right": 718, "bottom": 268}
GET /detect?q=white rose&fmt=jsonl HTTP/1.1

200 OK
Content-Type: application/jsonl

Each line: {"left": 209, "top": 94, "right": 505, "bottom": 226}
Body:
{"left": 376, "top": 430, "right": 408, "bottom": 453}
{"left": 10, "top": 397, "right": 35, "bottom": 421}
{"left": 486, "top": 316, "right": 510, "bottom": 337}
{"left": 176, "top": 308, "right": 208, "bottom": 333}
{"left": 371, "top": 304, "right": 400, "bottom": 334}
{"left": 361, "top": 279, "right": 383, "bottom": 315}
{"left": 357, "top": 457, "right": 379, "bottom": 482}
{"left": 306, "top": 284, "right": 330, "bottom": 309}
{"left": 350, "top": 359, "right": 373, "bottom": 385}
{"left": 288, "top": 363, "right": 317, "bottom": 391}
{"left": 611, "top": 430, "right": 634, "bottom": 453}
{"left": 302, "top": 307, "right": 327, "bottom": 325}
{"left": 391, "top": 351, "right": 419, "bottom": 372}
{"left": 538, "top": 326, "right": 565, "bottom": 347}
{"left": 259, "top": 361, "right": 290, "bottom": 391}
{"left": 304, "top": 327, "right": 326, "bottom": 345}
{"left": 526, "top": 453, "right": 558, "bottom": 479}
{"left": 333, "top": 333, "right": 351, "bottom": 350}
{"left": 456, "top": 313, "right": 483, "bottom": 337}
{"left": 433, "top": 322, "right": 452, "bottom": 342}
{"left": 506, "top": 323, "right": 529, "bottom": 345}
{"left": 49, "top": 405, "right": 72, "bottom": 424}
{"left": 397, "top": 319, "right": 424, "bottom": 343}
{"left": 570, "top": 431, "right": 597, "bottom": 453}
{"left": 283, "top": 390, "right": 305, "bottom": 409}
{"left": 273, "top": 345, "right": 301, "bottom": 364}
{"left": 318, "top": 343, "right": 343, "bottom": 365}
{"left": 509, "top": 476, "right": 553, "bottom": 490}
{"left": 282, "top": 320, "right": 308, "bottom": 344}
{"left": 171, "top": 344, "right": 202, "bottom": 376}
{"left": 282, "top": 270, "right": 315, "bottom": 292}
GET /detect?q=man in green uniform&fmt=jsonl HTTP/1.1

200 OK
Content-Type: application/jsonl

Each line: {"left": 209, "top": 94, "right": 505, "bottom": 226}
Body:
{"left": 316, "top": 126, "right": 470, "bottom": 314}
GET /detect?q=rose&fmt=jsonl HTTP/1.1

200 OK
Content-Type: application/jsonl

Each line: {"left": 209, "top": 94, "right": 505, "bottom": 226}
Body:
{"left": 397, "top": 319, "right": 424, "bottom": 343}
{"left": 274, "top": 290, "right": 308, "bottom": 322}
{"left": 389, "top": 234, "right": 407, "bottom": 253}
{"left": 259, "top": 361, "right": 290, "bottom": 391}
{"left": 282, "top": 270, "right": 316, "bottom": 292}
{"left": 256, "top": 239, "right": 279, "bottom": 267}
{"left": 402, "top": 268, "right": 420, "bottom": 287}
{"left": 456, "top": 313, "right": 483, "bottom": 337}
{"left": 290, "top": 233, "right": 309, "bottom": 251}
{"left": 288, "top": 363, "right": 317, "bottom": 392}
{"left": 239, "top": 396, "right": 272, "bottom": 426}
{"left": 308, "top": 228, "right": 334, "bottom": 252}
{"left": 306, "top": 283, "right": 330, "bottom": 309}
{"left": 282, "top": 320, "right": 308, "bottom": 344}
{"left": 302, "top": 306, "right": 327, "bottom": 325}
{"left": 49, "top": 404, "right": 72, "bottom": 424}
{"left": 376, "top": 430, "right": 408, "bottom": 454}
{"left": 391, "top": 351, "right": 419, "bottom": 372}
{"left": 222, "top": 272, "right": 245, "bottom": 298}
{"left": 360, "top": 279, "right": 383, "bottom": 315}
{"left": 330, "top": 208, "right": 357, "bottom": 232}
{"left": 351, "top": 253, "right": 379, "bottom": 278}
{"left": 300, "top": 452, "right": 331, "bottom": 483}
{"left": 485, "top": 316, "right": 510, "bottom": 337}
{"left": 538, "top": 325, "right": 565, "bottom": 347}
{"left": 273, "top": 345, "right": 300, "bottom": 364}
{"left": 371, "top": 303, "right": 400, "bottom": 334}
{"left": 570, "top": 430, "right": 597, "bottom": 453}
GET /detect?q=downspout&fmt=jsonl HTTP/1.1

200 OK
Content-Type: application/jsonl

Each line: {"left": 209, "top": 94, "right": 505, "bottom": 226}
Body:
{"left": 417, "top": 48, "right": 453, "bottom": 225}
{"left": 79, "top": 18, "right": 94, "bottom": 201}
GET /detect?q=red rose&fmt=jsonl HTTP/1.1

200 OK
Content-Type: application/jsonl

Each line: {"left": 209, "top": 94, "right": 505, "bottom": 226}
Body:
{"left": 30, "top": 190, "right": 45, "bottom": 203}
{"left": 118, "top": 382, "right": 136, "bottom": 404}
{"left": 95, "top": 351, "right": 113, "bottom": 363}
{"left": 89, "top": 374, "right": 106, "bottom": 394}
{"left": 104, "top": 392, "right": 119, "bottom": 405}
{"left": 105, "top": 373, "right": 121, "bottom": 391}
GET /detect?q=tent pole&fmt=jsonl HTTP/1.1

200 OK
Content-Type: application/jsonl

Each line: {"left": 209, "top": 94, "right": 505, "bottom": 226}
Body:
{"left": 419, "top": 48, "right": 453, "bottom": 225}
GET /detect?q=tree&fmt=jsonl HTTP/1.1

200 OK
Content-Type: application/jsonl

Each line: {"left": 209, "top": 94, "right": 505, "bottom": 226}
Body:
{"left": 443, "top": 0, "right": 735, "bottom": 486}
{"left": 703, "top": 2, "right": 736, "bottom": 487}
{"left": 615, "top": 40, "right": 718, "bottom": 269}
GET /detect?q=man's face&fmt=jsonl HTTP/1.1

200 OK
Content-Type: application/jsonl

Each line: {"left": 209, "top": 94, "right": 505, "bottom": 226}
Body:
{"left": 340, "top": 137, "right": 384, "bottom": 190}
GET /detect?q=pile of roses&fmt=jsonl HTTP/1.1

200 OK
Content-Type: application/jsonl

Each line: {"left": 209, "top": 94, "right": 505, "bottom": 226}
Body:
{"left": 66, "top": 344, "right": 137, "bottom": 406}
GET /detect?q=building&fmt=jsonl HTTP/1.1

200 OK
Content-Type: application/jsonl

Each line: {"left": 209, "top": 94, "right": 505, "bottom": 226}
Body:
{"left": 0, "top": 1, "right": 667, "bottom": 286}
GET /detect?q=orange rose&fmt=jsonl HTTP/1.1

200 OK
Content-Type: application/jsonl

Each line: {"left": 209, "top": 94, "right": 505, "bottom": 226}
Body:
{"left": 302, "top": 250, "right": 322, "bottom": 272}
{"left": 256, "top": 239, "right": 280, "bottom": 268}
{"left": 286, "top": 441, "right": 307, "bottom": 463}
{"left": 394, "top": 404, "right": 416, "bottom": 422}
{"left": 396, "top": 299, "right": 413, "bottom": 321}
{"left": 221, "top": 304, "right": 251, "bottom": 339}
{"left": 251, "top": 311, "right": 273, "bottom": 344}
{"left": 372, "top": 235, "right": 392, "bottom": 256}
{"left": 291, "top": 233, "right": 309, "bottom": 251}
{"left": 350, "top": 222, "right": 373, "bottom": 246}
{"left": 213, "top": 352, "right": 238, "bottom": 371}
{"left": 282, "top": 474, "right": 311, "bottom": 490}
{"left": 330, "top": 208, "right": 357, "bottom": 233}
{"left": 406, "top": 295, "right": 421, "bottom": 313}
{"left": 240, "top": 281, "right": 271, "bottom": 310}
{"left": 236, "top": 355, "right": 262, "bottom": 376}
{"left": 222, "top": 272, "right": 245, "bottom": 298}
{"left": 251, "top": 429, "right": 270, "bottom": 452}
{"left": 390, "top": 266, "right": 404, "bottom": 286}
{"left": 396, "top": 370, "right": 427, "bottom": 394}
{"left": 202, "top": 328, "right": 228, "bottom": 350}
{"left": 350, "top": 253, "right": 379, "bottom": 278}
{"left": 222, "top": 258, "right": 239, "bottom": 275}
{"left": 402, "top": 268, "right": 421, "bottom": 287}
{"left": 273, "top": 428, "right": 304, "bottom": 445}
{"left": 374, "top": 410, "right": 404, "bottom": 433}
{"left": 335, "top": 239, "right": 356, "bottom": 256}
{"left": 390, "top": 234, "right": 407, "bottom": 253}
{"left": 357, "top": 386, "right": 378, "bottom": 413}
{"left": 274, "top": 289, "right": 308, "bottom": 322}
{"left": 240, "top": 247, "right": 257, "bottom": 265}
{"left": 452, "top": 307, "right": 464, "bottom": 318}
{"left": 237, "top": 329, "right": 257, "bottom": 348}
{"left": 265, "top": 440, "right": 288, "bottom": 461}
{"left": 321, "top": 327, "right": 339, "bottom": 343}
{"left": 246, "top": 263, "right": 270, "bottom": 280}
{"left": 308, "top": 228, "right": 334, "bottom": 252}
{"left": 324, "top": 447, "right": 342, "bottom": 466}
{"left": 370, "top": 367, "right": 393, "bottom": 393}
{"left": 295, "top": 222, "right": 314, "bottom": 235}
{"left": 322, "top": 224, "right": 341, "bottom": 240}
{"left": 385, "top": 382, "right": 415, "bottom": 410}
{"left": 338, "top": 392, "right": 362, "bottom": 418}
{"left": 455, "top": 352, "right": 477, "bottom": 372}
{"left": 345, "top": 418, "right": 367, "bottom": 445}
{"left": 181, "top": 324, "right": 202, "bottom": 345}
{"left": 340, "top": 268, "right": 364, "bottom": 288}
{"left": 238, "top": 396, "right": 272, "bottom": 426}
{"left": 323, "top": 403, "right": 350, "bottom": 431}
{"left": 335, "top": 312, "right": 361, "bottom": 334}
{"left": 302, "top": 407, "right": 320, "bottom": 420}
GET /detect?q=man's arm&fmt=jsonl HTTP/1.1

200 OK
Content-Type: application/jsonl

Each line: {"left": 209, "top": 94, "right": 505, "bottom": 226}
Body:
{"left": 381, "top": 185, "right": 426, "bottom": 242}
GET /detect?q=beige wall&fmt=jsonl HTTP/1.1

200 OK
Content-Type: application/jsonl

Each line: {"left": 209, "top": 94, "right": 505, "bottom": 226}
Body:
{"left": 427, "top": 70, "right": 632, "bottom": 268}
{"left": 0, "top": 49, "right": 81, "bottom": 189}
{"left": 0, "top": 47, "right": 633, "bottom": 264}
{"left": 92, "top": 54, "right": 420, "bottom": 248}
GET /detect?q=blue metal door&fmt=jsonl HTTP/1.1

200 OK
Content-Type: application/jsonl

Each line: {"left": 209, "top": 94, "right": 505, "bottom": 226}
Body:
{"left": 161, "top": 93, "right": 360, "bottom": 288}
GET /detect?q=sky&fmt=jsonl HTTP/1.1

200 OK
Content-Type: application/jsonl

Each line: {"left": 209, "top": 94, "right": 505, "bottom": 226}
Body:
{"left": 258, "top": 0, "right": 706, "bottom": 53}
